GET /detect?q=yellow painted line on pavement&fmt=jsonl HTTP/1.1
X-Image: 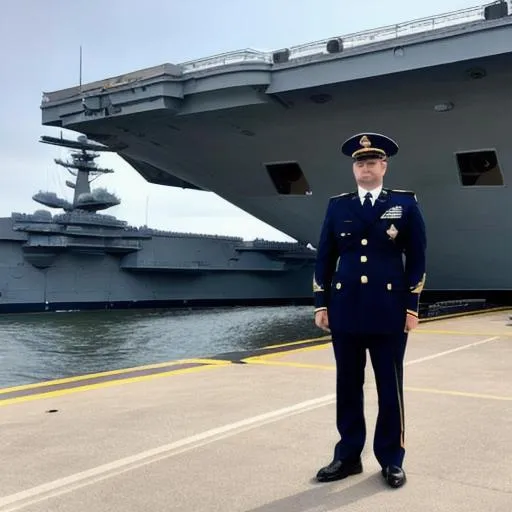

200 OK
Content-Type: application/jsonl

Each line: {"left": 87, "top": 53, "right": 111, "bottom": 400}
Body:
{"left": 243, "top": 358, "right": 511, "bottom": 401}
{"left": 242, "top": 343, "right": 330, "bottom": 364}
{"left": 0, "top": 363, "right": 229, "bottom": 407}
{"left": 262, "top": 335, "right": 331, "bottom": 350}
{"left": 415, "top": 329, "right": 512, "bottom": 337}
{"left": 242, "top": 341, "right": 332, "bottom": 369}
{"left": 404, "top": 386, "right": 511, "bottom": 401}
{"left": 188, "top": 358, "right": 233, "bottom": 365}
{"left": 242, "top": 342, "right": 332, "bottom": 370}
{"left": 0, "top": 358, "right": 230, "bottom": 395}
{"left": 243, "top": 359, "right": 336, "bottom": 371}
{"left": 242, "top": 336, "right": 503, "bottom": 372}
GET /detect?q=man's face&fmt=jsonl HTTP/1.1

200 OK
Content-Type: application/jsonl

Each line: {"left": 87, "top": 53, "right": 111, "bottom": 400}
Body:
{"left": 352, "top": 157, "right": 387, "bottom": 188}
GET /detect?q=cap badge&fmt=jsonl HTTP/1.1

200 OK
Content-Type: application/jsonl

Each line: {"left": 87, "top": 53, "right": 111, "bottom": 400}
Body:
{"left": 359, "top": 135, "right": 371, "bottom": 148}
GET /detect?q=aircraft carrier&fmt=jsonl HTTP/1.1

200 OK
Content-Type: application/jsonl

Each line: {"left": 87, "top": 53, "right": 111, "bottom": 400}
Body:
{"left": 0, "top": 135, "right": 315, "bottom": 314}
{"left": 39, "top": 1, "right": 512, "bottom": 299}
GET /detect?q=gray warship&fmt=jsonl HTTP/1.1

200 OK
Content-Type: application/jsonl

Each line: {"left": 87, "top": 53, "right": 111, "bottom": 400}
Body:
{"left": 0, "top": 135, "right": 315, "bottom": 314}
{"left": 40, "top": 1, "right": 512, "bottom": 302}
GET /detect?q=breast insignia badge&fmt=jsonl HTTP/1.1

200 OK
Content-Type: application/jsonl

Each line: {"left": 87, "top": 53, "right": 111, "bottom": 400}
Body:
{"left": 386, "top": 224, "right": 398, "bottom": 240}
{"left": 380, "top": 205, "right": 403, "bottom": 219}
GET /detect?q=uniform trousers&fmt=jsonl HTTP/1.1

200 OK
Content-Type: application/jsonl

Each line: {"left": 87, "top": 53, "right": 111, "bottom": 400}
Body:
{"left": 331, "top": 331, "right": 408, "bottom": 468}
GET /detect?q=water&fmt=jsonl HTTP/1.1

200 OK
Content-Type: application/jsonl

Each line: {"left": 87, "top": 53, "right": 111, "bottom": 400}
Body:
{"left": 0, "top": 306, "right": 323, "bottom": 387}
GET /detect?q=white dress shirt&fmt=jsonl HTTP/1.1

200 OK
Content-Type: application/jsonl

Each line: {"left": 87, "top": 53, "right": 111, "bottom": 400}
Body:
{"left": 358, "top": 185, "right": 382, "bottom": 206}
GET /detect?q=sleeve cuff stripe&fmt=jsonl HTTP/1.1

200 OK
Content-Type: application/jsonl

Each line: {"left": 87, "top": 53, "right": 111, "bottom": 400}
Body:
{"left": 407, "top": 309, "right": 419, "bottom": 317}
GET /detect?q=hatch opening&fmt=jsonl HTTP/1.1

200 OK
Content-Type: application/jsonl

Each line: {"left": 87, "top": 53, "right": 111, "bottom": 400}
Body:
{"left": 265, "top": 162, "right": 312, "bottom": 195}
{"left": 455, "top": 150, "right": 504, "bottom": 186}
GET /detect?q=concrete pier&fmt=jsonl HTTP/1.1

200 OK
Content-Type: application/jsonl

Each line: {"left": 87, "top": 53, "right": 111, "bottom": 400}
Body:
{"left": 1, "top": 310, "right": 511, "bottom": 511}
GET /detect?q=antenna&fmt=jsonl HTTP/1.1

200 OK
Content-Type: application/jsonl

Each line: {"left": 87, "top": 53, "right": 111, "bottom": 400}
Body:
{"left": 79, "top": 45, "right": 83, "bottom": 91}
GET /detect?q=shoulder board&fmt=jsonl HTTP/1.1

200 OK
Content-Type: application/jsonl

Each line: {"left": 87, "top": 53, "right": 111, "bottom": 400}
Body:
{"left": 330, "top": 192, "right": 354, "bottom": 199}
{"left": 389, "top": 189, "right": 415, "bottom": 195}
{"left": 388, "top": 189, "right": 417, "bottom": 201}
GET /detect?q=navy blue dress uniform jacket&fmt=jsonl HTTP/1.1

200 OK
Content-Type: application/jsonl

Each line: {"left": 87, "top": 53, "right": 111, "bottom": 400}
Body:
{"left": 313, "top": 188, "right": 427, "bottom": 335}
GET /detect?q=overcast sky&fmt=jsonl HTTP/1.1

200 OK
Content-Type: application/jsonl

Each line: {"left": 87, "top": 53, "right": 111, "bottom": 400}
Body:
{"left": 0, "top": 0, "right": 479, "bottom": 241}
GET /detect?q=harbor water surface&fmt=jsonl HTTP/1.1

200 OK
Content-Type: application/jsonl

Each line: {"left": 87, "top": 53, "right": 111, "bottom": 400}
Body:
{"left": 0, "top": 305, "right": 321, "bottom": 388}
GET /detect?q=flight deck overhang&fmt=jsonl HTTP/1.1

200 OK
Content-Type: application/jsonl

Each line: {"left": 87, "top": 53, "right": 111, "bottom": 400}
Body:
{"left": 42, "top": 5, "right": 512, "bottom": 121}
{"left": 41, "top": 65, "right": 273, "bottom": 126}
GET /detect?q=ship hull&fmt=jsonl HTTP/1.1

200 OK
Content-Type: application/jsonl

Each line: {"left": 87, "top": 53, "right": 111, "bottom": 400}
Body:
{"left": 0, "top": 297, "right": 312, "bottom": 315}
{"left": 0, "top": 236, "right": 314, "bottom": 314}
{"left": 40, "top": 11, "right": 512, "bottom": 293}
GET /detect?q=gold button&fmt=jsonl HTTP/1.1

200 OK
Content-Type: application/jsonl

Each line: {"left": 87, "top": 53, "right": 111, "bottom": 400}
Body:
{"left": 361, "top": 255, "right": 367, "bottom": 263}
{"left": 361, "top": 239, "right": 368, "bottom": 246}
{"left": 361, "top": 275, "right": 368, "bottom": 284}
{"left": 387, "top": 283, "right": 392, "bottom": 290}
{"left": 336, "top": 282, "right": 341, "bottom": 290}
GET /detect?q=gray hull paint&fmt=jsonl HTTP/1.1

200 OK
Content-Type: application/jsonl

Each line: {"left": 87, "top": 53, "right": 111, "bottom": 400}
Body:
{"left": 40, "top": 6, "right": 512, "bottom": 292}
{"left": 0, "top": 217, "right": 314, "bottom": 314}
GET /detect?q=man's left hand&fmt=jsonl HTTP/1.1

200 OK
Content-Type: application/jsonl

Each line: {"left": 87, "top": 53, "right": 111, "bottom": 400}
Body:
{"left": 405, "top": 313, "right": 419, "bottom": 332}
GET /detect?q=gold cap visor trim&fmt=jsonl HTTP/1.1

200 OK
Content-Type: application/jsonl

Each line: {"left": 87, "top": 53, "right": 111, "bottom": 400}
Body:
{"left": 352, "top": 147, "right": 386, "bottom": 158}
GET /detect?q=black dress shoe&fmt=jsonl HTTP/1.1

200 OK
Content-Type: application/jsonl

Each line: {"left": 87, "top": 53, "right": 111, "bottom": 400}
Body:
{"left": 316, "top": 458, "right": 363, "bottom": 482}
{"left": 381, "top": 465, "right": 406, "bottom": 488}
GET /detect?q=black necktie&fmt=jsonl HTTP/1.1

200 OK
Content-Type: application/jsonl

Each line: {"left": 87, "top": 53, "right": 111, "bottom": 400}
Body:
{"left": 363, "top": 192, "right": 373, "bottom": 210}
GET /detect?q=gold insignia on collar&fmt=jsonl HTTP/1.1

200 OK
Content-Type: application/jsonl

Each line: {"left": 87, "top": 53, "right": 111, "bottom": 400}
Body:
{"left": 359, "top": 135, "right": 371, "bottom": 148}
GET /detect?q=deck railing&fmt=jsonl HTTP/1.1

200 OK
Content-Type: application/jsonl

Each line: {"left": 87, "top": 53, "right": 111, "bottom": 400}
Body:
{"left": 181, "top": 2, "right": 508, "bottom": 73}
{"left": 41, "top": 2, "right": 510, "bottom": 103}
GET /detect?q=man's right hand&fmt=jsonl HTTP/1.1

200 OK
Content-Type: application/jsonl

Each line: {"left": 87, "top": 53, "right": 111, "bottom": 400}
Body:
{"left": 315, "top": 309, "right": 330, "bottom": 333}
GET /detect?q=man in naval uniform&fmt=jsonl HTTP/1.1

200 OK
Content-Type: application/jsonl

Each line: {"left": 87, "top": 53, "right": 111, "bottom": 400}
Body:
{"left": 313, "top": 132, "right": 426, "bottom": 488}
